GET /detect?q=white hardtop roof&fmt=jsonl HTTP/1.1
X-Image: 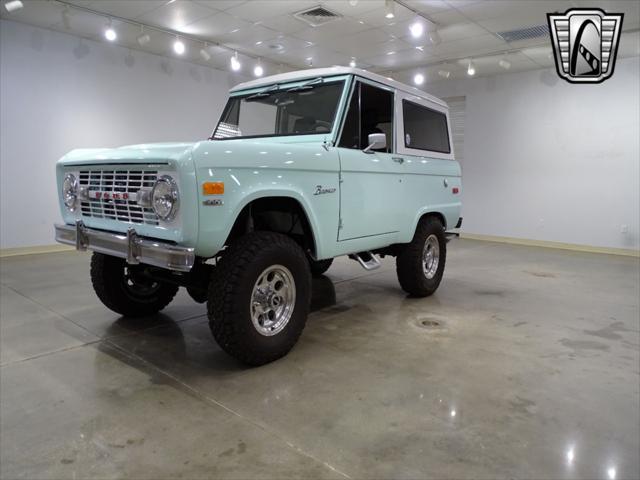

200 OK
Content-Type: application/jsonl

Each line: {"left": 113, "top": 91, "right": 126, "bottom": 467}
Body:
{"left": 230, "top": 67, "right": 447, "bottom": 108}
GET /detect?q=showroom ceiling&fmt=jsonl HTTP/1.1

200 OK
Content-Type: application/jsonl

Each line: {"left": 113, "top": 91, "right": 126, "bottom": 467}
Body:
{"left": 2, "top": 0, "right": 639, "bottom": 84}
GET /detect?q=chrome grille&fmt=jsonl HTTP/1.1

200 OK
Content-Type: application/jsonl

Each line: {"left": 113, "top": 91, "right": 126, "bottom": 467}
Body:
{"left": 79, "top": 169, "right": 159, "bottom": 225}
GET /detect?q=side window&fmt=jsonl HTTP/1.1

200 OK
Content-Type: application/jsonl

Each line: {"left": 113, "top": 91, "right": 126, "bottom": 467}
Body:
{"left": 402, "top": 100, "right": 450, "bottom": 154}
{"left": 338, "top": 81, "right": 394, "bottom": 153}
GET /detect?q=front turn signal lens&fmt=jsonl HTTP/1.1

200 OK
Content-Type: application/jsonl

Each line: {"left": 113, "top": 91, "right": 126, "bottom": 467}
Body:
{"left": 203, "top": 182, "right": 224, "bottom": 195}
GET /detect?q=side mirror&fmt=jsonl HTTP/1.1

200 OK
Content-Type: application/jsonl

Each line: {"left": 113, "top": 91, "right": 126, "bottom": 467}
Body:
{"left": 363, "top": 133, "right": 386, "bottom": 153}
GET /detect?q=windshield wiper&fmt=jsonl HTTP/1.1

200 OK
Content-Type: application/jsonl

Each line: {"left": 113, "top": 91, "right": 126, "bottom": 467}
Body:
{"left": 285, "top": 77, "right": 324, "bottom": 93}
{"left": 246, "top": 83, "right": 281, "bottom": 101}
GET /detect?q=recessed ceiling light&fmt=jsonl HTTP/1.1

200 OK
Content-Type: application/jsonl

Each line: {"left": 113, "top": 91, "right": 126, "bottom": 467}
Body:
{"left": 230, "top": 52, "right": 241, "bottom": 71}
{"left": 385, "top": 0, "right": 395, "bottom": 19}
{"left": 386, "top": 51, "right": 396, "bottom": 55}
{"left": 255, "top": 41, "right": 263, "bottom": 45}
{"left": 104, "top": 20, "right": 117, "bottom": 42}
{"left": 137, "top": 26, "right": 150, "bottom": 46}
{"left": 61, "top": 6, "right": 71, "bottom": 30}
{"left": 4, "top": 0, "right": 23, "bottom": 12}
{"left": 415, "top": 46, "right": 424, "bottom": 51}
{"left": 413, "top": 73, "right": 424, "bottom": 85}
{"left": 349, "top": 58, "right": 356, "bottom": 67}
{"left": 409, "top": 22, "right": 423, "bottom": 38}
{"left": 173, "top": 38, "right": 185, "bottom": 55}
{"left": 499, "top": 57, "right": 511, "bottom": 69}
{"left": 254, "top": 62, "right": 264, "bottom": 77}
{"left": 438, "top": 69, "right": 451, "bottom": 78}
{"left": 467, "top": 59, "right": 476, "bottom": 76}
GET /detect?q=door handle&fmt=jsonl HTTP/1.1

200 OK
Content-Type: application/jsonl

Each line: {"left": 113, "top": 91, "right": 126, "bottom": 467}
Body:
{"left": 392, "top": 157, "right": 404, "bottom": 164}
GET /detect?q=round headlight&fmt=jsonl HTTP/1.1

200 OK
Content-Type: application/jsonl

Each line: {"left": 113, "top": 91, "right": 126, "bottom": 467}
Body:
{"left": 151, "top": 175, "right": 179, "bottom": 221}
{"left": 62, "top": 173, "right": 78, "bottom": 210}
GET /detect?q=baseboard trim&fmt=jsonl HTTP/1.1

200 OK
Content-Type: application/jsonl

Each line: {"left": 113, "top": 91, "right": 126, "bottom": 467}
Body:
{"left": 460, "top": 233, "right": 640, "bottom": 258}
{"left": 0, "top": 244, "right": 74, "bottom": 258}
{"left": 2, "top": 236, "right": 639, "bottom": 259}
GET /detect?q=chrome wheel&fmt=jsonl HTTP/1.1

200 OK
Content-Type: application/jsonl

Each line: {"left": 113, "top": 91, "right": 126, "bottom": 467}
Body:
{"left": 251, "top": 265, "right": 296, "bottom": 336}
{"left": 422, "top": 234, "right": 440, "bottom": 279}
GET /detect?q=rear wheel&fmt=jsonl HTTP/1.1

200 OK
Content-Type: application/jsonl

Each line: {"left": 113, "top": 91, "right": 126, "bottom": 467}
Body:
{"left": 90, "top": 253, "right": 179, "bottom": 317}
{"left": 396, "top": 216, "right": 447, "bottom": 297}
{"left": 207, "top": 232, "right": 311, "bottom": 366}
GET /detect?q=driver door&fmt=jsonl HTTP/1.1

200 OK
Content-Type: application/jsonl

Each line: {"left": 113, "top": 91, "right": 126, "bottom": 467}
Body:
{"left": 336, "top": 79, "right": 403, "bottom": 241}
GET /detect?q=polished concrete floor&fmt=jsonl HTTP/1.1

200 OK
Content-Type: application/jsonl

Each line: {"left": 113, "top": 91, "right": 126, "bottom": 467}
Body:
{"left": 1, "top": 239, "right": 638, "bottom": 479}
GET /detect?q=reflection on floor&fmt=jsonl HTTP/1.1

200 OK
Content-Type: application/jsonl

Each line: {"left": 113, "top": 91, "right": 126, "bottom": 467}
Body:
{"left": 1, "top": 239, "right": 639, "bottom": 479}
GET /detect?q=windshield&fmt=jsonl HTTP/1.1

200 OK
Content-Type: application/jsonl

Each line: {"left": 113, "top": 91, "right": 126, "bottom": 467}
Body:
{"left": 212, "top": 80, "right": 345, "bottom": 140}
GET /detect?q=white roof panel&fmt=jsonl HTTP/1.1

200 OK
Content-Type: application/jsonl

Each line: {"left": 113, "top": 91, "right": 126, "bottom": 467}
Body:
{"left": 229, "top": 67, "right": 448, "bottom": 108}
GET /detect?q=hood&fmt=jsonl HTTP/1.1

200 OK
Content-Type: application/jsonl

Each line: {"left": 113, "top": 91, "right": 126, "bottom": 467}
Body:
{"left": 58, "top": 142, "right": 196, "bottom": 166}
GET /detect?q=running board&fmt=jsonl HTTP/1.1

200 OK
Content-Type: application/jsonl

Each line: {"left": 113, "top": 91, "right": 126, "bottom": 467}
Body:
{"left": 349, "top": 251, "right": 381, "bottom": 271}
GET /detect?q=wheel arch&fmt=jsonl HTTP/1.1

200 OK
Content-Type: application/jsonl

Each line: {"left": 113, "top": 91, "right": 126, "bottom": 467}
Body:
{"left": 224, "top": 193, "right": 320, "bottom": 258}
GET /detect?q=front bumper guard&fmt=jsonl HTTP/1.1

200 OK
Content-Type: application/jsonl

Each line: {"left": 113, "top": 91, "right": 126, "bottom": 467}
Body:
{"left": 54, "top": 221, "right": 195, "bottom": 272}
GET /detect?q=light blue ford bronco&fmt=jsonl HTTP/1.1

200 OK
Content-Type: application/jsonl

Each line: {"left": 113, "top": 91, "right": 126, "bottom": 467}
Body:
{"left": 55, "top": 67, "right": 462, "bottom": 365}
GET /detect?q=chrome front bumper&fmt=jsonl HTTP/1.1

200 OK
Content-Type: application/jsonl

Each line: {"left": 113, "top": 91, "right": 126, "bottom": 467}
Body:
{"left": 54, "top": 221, "right": 195, "bottom": 272}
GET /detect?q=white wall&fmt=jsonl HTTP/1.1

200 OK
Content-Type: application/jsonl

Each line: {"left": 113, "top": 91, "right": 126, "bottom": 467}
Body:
{"left": 0, "top": 19, "right": 240, "bottom": 249}
{"left": 429, "top": 57, "right": 640, "bottom": 251}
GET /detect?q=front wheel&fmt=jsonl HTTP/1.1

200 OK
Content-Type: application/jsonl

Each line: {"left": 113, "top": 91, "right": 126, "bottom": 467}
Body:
{"left": 90, "top": 253, "right": 179, "bottom": 317}
{"left": 309, "top": 257, "right": 333, "bottom": 277}
{"left": 396, "top": 216, "right": 447, "bottom": 297}
{"left": 207, "top": 232, "right": 311, "bottom": 366}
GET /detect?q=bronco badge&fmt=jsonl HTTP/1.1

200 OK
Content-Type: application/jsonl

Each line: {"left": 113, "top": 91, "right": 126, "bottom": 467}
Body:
{"left": 314, "top": 185, "right": 336, "bottom": 195}
{"left": 547, "top": 8, "right": 623, "bottom": 84}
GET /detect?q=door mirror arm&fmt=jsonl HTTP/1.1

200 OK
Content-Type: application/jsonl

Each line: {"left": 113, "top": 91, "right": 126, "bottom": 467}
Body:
{"left": 363, "top": 133, "right": 386, "bottom": 154}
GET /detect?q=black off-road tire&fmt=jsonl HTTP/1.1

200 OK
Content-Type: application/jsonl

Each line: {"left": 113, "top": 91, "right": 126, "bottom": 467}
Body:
{"left": 309, "top": 258, "right": 333, "bottom": 277}
{"left": 396, "top": 216, "right": 447, "bottom": 297}
{"left": 90, "top": 253, "right": 179, "bottom": 317}
{"left": 207, "top": 232, "right": 311, "bottom": 366}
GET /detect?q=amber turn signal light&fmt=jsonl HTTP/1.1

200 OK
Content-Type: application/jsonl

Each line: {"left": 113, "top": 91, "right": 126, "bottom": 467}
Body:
{"left": 203, "top": 182, "right": 224, "bottom": 195}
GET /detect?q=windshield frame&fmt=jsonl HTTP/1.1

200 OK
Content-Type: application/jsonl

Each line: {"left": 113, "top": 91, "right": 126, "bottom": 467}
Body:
{"left": 210, "top": 75, "right": 350, "bottom": 142}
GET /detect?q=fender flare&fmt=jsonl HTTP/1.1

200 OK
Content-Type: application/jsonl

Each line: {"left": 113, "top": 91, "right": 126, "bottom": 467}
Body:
{"left": 223, "top": 188, "right": 323, "bottom": 257}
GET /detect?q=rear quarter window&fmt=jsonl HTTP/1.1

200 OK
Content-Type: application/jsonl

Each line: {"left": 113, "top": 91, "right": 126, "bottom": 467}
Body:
{"left": 402, "top": 100, "right": 451, "bottom": 154}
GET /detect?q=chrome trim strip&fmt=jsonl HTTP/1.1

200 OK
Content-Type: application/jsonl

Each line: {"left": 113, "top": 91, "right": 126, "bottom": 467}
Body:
{"left": 55, "top": 223, "right": 194, "bottom": 272}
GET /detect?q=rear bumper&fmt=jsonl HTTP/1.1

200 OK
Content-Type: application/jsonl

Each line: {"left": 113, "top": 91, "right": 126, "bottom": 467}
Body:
{"left": 54, "top": 221, "right": 195, "bottom": 272}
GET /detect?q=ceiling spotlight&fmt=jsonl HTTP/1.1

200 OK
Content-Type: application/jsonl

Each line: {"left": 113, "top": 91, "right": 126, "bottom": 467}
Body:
{"left": 438, "top": 69, "right": 451, "bottom": 78}
{"left": 230, "top": 52, "right": 241, "bottom": 71}
{"left": 384, "top": 0, "right": 395, "bottom": 19}
{"left": 409, "top": 22, "right": 423, "bottom": 38}
{"left": 349, "top": 58, "right": 356, "bottom": 68}
{"left": 137, "top": 26, "right": 150, "bottom": 46}
{"left": 254, "top": 63, "right": 264, "bottom": 77}
{"left": 104, "top": 20, "right": 117, "bottom": 42}
{"left": 467, "top": 59, "right": 476, "bottom": 76}
{"left": 413, "top": 73, "right": 424, "bottom": 85}
{"left": 499, "top": 57, "right": 511, "bottom": 69}
{"left": 349, "top": 0, "right": 358, "bottom": 6}
{"left": 61, "top": 6, "right": 71, "bottom": 30}
{"left": 173, "top": 37, "right": 185, "bottom": 55}
{"left": 428, "top": 30, "right": 441, "bottom": 45}
{"left": 200, "top": 45, "right": 211, "bottom": 61}
{"left": 3, "top": 0, "right": 23, "bottom": 12}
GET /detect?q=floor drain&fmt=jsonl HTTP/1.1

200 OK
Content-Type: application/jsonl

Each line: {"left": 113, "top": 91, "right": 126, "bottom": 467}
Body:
{"left": 421, "top": 320, "right": 440, "bottom": 327}
{"left": 418, "top": 318, "right": 443, "bottom": 328}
